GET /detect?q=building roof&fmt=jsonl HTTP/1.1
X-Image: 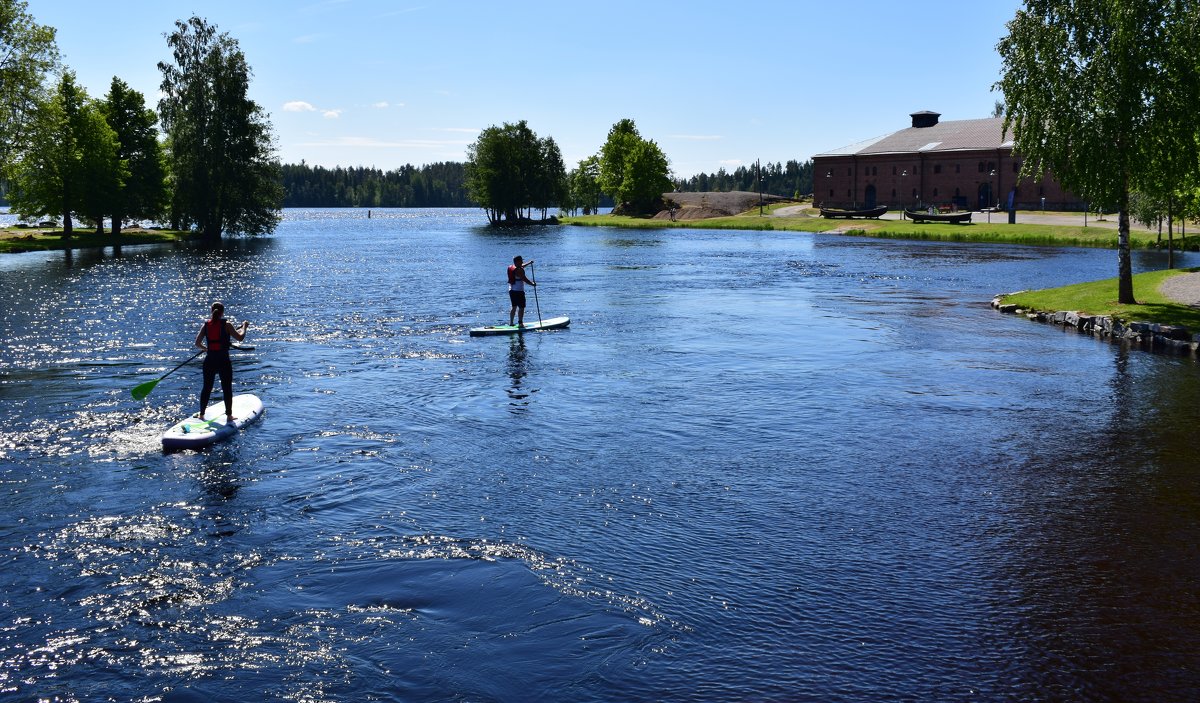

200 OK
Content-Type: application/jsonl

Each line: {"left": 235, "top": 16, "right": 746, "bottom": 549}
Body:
{"left": 814, "top": 116, "right": 1014, "bottom": 158}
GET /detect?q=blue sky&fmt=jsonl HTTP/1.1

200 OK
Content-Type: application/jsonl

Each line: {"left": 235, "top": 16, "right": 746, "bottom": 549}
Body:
{"left": 27, "top": 0, "right": 1022, "bottom": 177}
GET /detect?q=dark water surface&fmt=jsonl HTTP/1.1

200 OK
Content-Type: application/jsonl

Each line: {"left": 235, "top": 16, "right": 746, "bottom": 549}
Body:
{"left": 2, "top": 209, "right": 1199, "bottom": 702}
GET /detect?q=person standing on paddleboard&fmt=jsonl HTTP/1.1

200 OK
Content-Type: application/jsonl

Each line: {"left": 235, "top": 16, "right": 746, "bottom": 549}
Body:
{"left": 508, "top": 255, "right": 536, "bottom": 326}
{"left": 194, "top": 302, "right": 249, "bottom": 422}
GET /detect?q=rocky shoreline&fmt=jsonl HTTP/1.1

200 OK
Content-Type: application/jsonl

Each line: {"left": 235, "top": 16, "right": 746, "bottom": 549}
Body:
{"left": 992, "top": 295, "right": 1200, "bottom": 356}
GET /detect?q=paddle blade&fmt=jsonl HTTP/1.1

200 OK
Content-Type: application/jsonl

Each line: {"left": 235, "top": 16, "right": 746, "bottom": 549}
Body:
{"left": 130, "top": 379, "right": 158, "bottom": 401}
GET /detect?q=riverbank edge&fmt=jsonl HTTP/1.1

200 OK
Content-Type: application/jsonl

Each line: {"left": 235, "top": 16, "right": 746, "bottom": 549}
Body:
{"left": 562, "top": 212, "right": 1190, "bottom": 251}
{"left": 0, "top": 228, "right": 192, "bottom": 254}
{"left": 991, "top": 294, "right": 1200, "bottom": 357}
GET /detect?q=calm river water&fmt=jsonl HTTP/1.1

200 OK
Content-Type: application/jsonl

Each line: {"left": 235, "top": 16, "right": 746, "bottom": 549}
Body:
{"left": 2, "top": 208, "right": 1199, "bottom": 702}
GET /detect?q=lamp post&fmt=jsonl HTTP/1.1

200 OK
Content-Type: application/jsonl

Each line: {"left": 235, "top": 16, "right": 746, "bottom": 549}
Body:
{"left": 758, "top": 159, "right": 766, "bottom": 216}
{"left": 988, "top": 169, "right": 996, "bottom": 223}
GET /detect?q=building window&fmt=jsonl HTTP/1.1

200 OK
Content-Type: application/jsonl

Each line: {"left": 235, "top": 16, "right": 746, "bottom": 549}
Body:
{"left": 848, "top": 168, "right": 852, "bottom": 176}
{"left": 1013, "top": 161, "right": 1021, "bottom": 173}
{"left": 847, "top": 189, "right": 852, "bottom": 197}
{"left": 912, "top": 188, "right": 917, "bottom": 198}
{"left": 933, "top": 188, "right": 939, "bottom": 197}
{"left": 934, "top": 164, "right": 942, "bottom": 174}
{"left": 892, "top": 189, "right": 896, "bottom": 197}
{"left": 955, "top": 188, "right": 960, "bottom": 196}
{"left": 956, "top": 164, "right": 961, "bottom": 173}
{"left": 829, "top": 189, "right": 834, "bottom": 197}
{"left": 893, "top": 166, "right": 897, "bottom": 175}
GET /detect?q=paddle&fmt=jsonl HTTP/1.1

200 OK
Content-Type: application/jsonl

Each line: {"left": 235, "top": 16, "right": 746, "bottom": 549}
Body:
{"left": 530, "top": 261, "right": 543, "bottom": 326}
{"left": 130, "top": 344, "right": 256, "bottom": 400}
{"left": 131, "top": 350, "right": 203, "bottom": 400}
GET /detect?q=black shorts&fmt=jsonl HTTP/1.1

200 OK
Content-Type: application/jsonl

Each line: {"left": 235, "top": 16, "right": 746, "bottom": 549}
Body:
{"left": 509, "top": 290, "right": 527, "bottom": 307}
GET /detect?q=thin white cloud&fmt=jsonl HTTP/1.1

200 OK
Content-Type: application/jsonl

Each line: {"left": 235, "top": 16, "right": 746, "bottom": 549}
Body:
{"left": 719, "top": 159, "right": 744, "bottom": 168}
{"left": 671, "top": 134, "right": 723, "bottom": 141}
{"left": 284, "top": 101, "right": 317, "bottom": 112}
{"left": 373, "top": 101, "right": 390, "bottom": 109}
{"left": 322, "top": 109, "right": 343, "bottom": 119}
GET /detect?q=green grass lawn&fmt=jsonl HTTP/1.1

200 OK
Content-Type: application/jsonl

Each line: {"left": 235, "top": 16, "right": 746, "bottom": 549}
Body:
{"left": 1001, "top": 268, "right": 1200, "bottom": 329}
{"left": 562, "top": 210, "right": 1189, "bottom": 249}
{"left": 0, "top": 228, "right": 187, "bottom": 253}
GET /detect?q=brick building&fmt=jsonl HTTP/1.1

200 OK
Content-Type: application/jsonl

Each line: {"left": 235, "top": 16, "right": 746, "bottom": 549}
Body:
{"left": 812, "top": 111, "right": 1085, "bottom": 212}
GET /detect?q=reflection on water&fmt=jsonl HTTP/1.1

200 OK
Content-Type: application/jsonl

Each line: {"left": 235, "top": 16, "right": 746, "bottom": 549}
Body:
{"left": 2, "top": 209, "right": 1199, "bottom": 701}
{"left": 506, "top": 334, "right": 530, "bottom": 404}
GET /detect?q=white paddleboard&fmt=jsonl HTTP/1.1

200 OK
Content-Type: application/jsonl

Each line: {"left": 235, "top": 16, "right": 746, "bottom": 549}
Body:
{"left": 469, "top": 316, "right": 570, "bottom": 337}
{"left": 161, "top": 393, "right": 265, "bottom": 450}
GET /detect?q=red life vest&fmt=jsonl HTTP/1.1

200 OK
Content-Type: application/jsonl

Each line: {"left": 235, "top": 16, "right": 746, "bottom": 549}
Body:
{"left": 507, "top": 265, "right": 518, "bottom": 285}
{"left": 205, "top": 319, "right": 230, "bottom": 352}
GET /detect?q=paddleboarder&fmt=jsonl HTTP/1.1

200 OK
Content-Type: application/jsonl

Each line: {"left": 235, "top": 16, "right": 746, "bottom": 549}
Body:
{"left": 194, "top": 302, "right": 249, "bottom": 422}
{"left": 507, "top": 255, "right": 536, "bottom": 327}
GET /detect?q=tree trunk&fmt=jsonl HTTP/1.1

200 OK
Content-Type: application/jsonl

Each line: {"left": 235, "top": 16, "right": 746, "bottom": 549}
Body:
{"left": 112, "top": 212, "right": 123, "bottom": 238}
{"left": 1117, "top": 207, "right": 1136, "bottom": 304}
{"left": 1168, "top": 211, "right": 1174, "bottom": 270}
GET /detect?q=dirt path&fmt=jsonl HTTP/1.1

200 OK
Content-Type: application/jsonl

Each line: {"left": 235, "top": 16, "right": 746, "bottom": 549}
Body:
{"left": 1159, "top": 272, "right": 1200, "bottom": 307}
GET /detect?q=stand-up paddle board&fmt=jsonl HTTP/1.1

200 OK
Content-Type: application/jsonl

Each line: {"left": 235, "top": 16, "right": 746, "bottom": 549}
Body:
{"left": 469, "top": 316, "right": 570, "bottom": 337}
{"left": 161, "top": 393, "right": 265, "bottom": 450}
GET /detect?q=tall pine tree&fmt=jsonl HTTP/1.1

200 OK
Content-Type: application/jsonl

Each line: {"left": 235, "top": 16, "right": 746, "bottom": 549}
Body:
{"left": 158, "top": 16, "right": 281, "bottom": 240}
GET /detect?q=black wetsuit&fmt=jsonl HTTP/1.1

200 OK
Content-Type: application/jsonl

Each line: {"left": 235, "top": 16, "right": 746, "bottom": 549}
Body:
{"left": 200, "top": 319, "right": 233, "bottom": 415}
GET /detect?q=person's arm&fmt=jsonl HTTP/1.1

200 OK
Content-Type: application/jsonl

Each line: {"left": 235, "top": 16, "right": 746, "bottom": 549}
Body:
{"left": 195, "top": 324, "right": 207, "bottom": 350}
{"left": 228, "top": 320, "right": 249, "bottom": 342}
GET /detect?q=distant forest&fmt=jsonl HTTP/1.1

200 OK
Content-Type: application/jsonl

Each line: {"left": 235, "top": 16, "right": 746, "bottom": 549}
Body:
{"left": 0, "top": 160, "right": 817, "bottom": 210}
{"left": 280, "top": 161, "right": 472, "bottom": 208}
{"left": 671, "top": 160, "right": 813, "bottom": 199}
{"left": 280, "top": 159, "right": 813, "bottom": 209}
{"left": 4, "top": 159, "right": 815, "bottom": 210}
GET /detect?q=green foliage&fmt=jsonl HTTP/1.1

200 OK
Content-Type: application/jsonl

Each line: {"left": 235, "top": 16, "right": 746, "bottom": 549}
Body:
{"left": 158, "top": 16, "right": 282, "bottom": 239}
{"left": 996, "top": 0, "right": 1200, "bottom": 302}
{"left": 465, "top": 120, "right": 566, "bottom": 224}
{"left": 597, "top": 119, "right": 673, "bottom": 215}
{"left": 0, "top": 0, "right": 58, "bottom": 172}
{"left": 7, "top": 71, "right": 122, "bottom": 235}
{"left": 619, "top": 139, "right": 671, "bottom": 213}
{"left": 597, "top": 118, "right": 639, "bottom": 200}
{"left": 102, "top": 77, "right": 167, "bottom": 234}
{"left": 567, "top": 156, "right": 602, "bottom": 215}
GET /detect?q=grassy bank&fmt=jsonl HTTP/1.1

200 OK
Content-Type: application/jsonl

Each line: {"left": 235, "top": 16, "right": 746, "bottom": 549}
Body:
{"left": 563, "top": 209, "right": 847, "bottom": 233}
{"left": 0, "top": 227, "right": 188, "bottom": 253}
{"left": 562, "top": 210, "right": 1188, "bottom": 250}
{"left": 1000, "top": 268, "right": 1200, "bottom": 330}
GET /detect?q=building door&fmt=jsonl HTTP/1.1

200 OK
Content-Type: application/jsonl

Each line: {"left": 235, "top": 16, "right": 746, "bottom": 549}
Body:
{"left": 978, "top": 183, "right": 993, "bottom": 209}
{"left": 864, "top": 184, "right": 877, "bottom": 208}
